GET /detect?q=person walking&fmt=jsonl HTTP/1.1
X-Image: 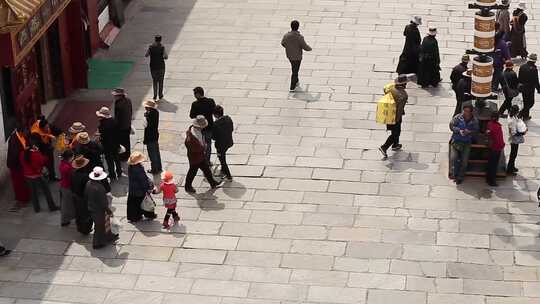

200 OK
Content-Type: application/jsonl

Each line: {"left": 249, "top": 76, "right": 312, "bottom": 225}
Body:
{"left": 510, "top": 1, "right": 528, "bottom": 59}
{"left": 143, "top": 100, "right": 162, "bottom": 174}
{"left": 212, "top": 105, "right": 234, "bottom": 181}
{"left": 486, "top": 113, "right": 505, "bottom": 187}
{"left": 378, "top": 75, "right": 408, "bottom": 159}
{"left": 184, "top": 116, "right": 222, "bottom": 193}
{"left": 96, "top": 107, "right": 122, "bottom": 179}
{"left": 518, "top": 53, "right": 540, "bottom": 120}
{"left": 454, "top": 69, "right": 474, "bottom": 116}
{"left": 492, "top": 31, "right": 512, "bottom": 91}
{"left": 59, "top": 149, "right": 76, "bottom": 226}
{"left": 153, "top": 171, "right": 180, "bottom": 229}
{"left": 450, "top": 103, "right": 479, "bottom": 184}
{"left": 112, "top": 88, "right": 133, "bottom": 161}
{"left": 507, "top": 105, "right": 527, "bottom": 175}
{"left": 20, "top": 135, "right": 59, "bottom": 213}
{"left": 417, "top": 28, "right": 442, "bottom": 88}
{"left": 71, "top": 156, "right": 93, "bottom": 235}
{"left": 190, "top": 87, "right": 216, "bottom": 164}
{"left": 127, "top": 151, "right": 157, "bottom": 222}
{"left": 496, "top": 0, "right": 511, "bottom": 40}
{"left": 499, "top": 60, "right": 519, "bottom": 117}
{"left": 396, "top": 16, "right": 422, "bottom": 75}
{"left": 6, "top": 123, "right": 30, "bottom": 211}
{"left": 85, "top": 167, "right": 118, "bottom": 249}
{"left": 450, "top": 54, "right": 470, "bottom": 97}
{"left": 281, "top": 20, "right": 312, "bottom": 92}
{"left": 145, "top": 35, "right": 168, "bottom": 100}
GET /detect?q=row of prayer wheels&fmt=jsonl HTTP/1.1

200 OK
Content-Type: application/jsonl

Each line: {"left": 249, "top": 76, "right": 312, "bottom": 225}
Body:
{"left": 471, "top": 0, "right": 497, "bottom": 97}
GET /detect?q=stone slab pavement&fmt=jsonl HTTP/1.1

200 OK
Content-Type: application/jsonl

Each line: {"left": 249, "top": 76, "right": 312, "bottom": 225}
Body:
{"left": 2, "top": 0, "right": 540, "bottom": 303}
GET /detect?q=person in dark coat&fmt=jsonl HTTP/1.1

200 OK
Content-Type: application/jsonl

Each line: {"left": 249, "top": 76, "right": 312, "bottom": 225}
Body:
{"left": 396, "top": 16, "right": 422, "bottom": 75}
{"left": 379, "top": 75, "right": 409, "bottom": 159}
{"left": 281, "top": 20, "right": 312, "bottom": 92}
{"left": 184, "top": 116, "right": 221, "bottom": 193}
{"left": 417, "top": 28, "right": 441, "bottom": 88}
{"left": 112, "top": 88, "right": 133, "bottom": 161}
{"left": 96, "top": 107, "right": 122, "bottom": 179}
{"left": 85, "top": 167, "right": 118, "bottom": 249}
{"left": 212, "top": 105, "right": 234, "bottom": 181}
{"left": 518, "top": 53, "right": 540, "bottom": 120}
{"left": 499, "top": 60, "right": 519, "bottom": 117}
{"left": 143, "top": 100, "right": 162, "bottom": 174}
{"left": 145, "top": 35, "right": 168, "bottom": 100}
{"left": 189, "top": 87, "right": 216, "bottom": 164}
{"left": 510, "top": 2, "right": 528, "bottom": 59}
{"left": 74, "top": 132, "right": 103, "bottom": 169}
{"left": 454, "top": 70, "right": 474, "bottom": 116}
{"left": 6, "top": 123, "right": 30, "bottom": 211}
{"left": 126, "top": 152, "right": 157, "bottom": 222}
{"left": 70, "top": 156, "right": 93, "bottom": 235}
{"left": 492, "top": 31, "right": 512, "bottom": 91}
{"left": 450, "top": 54, "right": 470, "bottom": 96}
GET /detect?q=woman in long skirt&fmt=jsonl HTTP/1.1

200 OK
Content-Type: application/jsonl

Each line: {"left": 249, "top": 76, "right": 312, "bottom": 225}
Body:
{"left": 127, "top": 152, "right": 157, "bottom": 222}
{"left": 59, "top": 150, "right": 76, "bottom": 226}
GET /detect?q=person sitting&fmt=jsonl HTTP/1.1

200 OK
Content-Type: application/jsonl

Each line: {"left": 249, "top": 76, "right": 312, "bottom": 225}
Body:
{"left": 449, "top": 103, "right": 479, "bottom": 184}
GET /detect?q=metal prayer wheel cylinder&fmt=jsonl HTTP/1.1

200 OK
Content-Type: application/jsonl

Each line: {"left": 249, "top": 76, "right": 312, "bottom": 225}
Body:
{"left": 474, "top": 12, "right": 495, "bottom": 52}
{"left": 475, "top": 0, "right": 496, "bottom": 6}
{"left": 472, "top": 56, "right": 493, "bottom": 97}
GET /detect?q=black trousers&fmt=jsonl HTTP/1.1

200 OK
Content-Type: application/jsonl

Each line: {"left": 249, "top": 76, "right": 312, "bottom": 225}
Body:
{"left": 164, "top": 208, "right": 179, "bottom": 222}
{"left": 507, "top": 143, "right": 519, "bottom": 172}
{"left": 202, "top": 129, "right": 212, "bottom": 164}
{"left": 26, "top": 176, "right": 56, "bottom": 212}
{"left": 118, "top": 129, "right": 131, "bottom": 161}
{"left": 185, "top": 161, "right": 218, "bottom": 189}
{"left": 487, "top": 150, "right": 501, "bottom": 184}
{"left": 104, "top": 151, "right": 122, "bottom": 178}
{"left": 521, "top": 89, "right": 535, "bottom": 119}
{"left": 289, "top": 60, "right": 301, "bottom": 90}
{"left": 498, "top": 95, "right": 513, "bottom": 115}
{"left": 381, "top": 121, "right": 402, "bottom": 151}
{"left": 217, "top": 147, "right": 231, "bottom": 178}
{"left": 151, "top": 69, "right": 165, "bottom": 99}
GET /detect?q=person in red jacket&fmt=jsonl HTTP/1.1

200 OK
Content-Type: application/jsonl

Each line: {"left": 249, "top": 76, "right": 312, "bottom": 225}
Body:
{"left": 20, "top": 135, "right": 59, "bottom": 212}
{"left": 486, "top": 113, "right": 506, "bottom": 187}
{"left": 153, "top": 171, "right": 180, "bottom": 229}
{"left": 184, "top": 115, "right": 221, "bottom": 193}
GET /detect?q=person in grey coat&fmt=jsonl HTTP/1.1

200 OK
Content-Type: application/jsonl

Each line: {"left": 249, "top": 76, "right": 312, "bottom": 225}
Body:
{"left": 85, "top": 167, "right": 118, "bottom": 249}
{"left": 281, "top": 20, "right": 312, "bottom": 92}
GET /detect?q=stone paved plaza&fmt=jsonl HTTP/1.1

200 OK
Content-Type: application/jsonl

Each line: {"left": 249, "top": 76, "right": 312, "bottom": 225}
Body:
{"left": 2, "top": 0, "right": 540, "bottom": 303}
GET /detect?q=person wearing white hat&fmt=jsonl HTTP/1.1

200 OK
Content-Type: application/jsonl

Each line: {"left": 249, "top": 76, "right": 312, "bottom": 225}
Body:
{"left": 396, "top": 16, "right": 422, "bottom": 74}
{"left": 510, "top": 1, "right": 528, "bottom": 58}
{"left": 417, "top": 28, "right": 441, "bottom": 88}
{"left": 97, "top": 106, "right": 122, "bottom": 179}
{"left": 85, "top": 167, "right": 118, "bottom": 249}
{"left": 518, "top": 53, "right": 540, "bottom": 120}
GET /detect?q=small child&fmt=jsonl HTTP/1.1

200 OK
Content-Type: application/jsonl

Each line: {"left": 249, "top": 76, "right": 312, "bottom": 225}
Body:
{"left": 153, "top": 171, "right": 180, "bottom": 229}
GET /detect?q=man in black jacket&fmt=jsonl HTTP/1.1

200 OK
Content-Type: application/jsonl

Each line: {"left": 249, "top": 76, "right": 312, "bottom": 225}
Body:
{"left": 454, "top": 70, "right": 474, "bottom": 116}
{"left": 143, "top": 100, "right": 162, "bottom": 174}
{"left": 190, "top": 87, "right": 216, "bottom": 164}
{"left": 450, "top": 54, "right": 469, "bottom": 96}
{"left": 518, "top": 53, "right": 540, "bottom": 120}
{"left": 499, "top": 60, "right": 519, "bottom": 117}
{"left": 96, "top": 107, "right": 122, "bottom": 179}
{"left": 145, "top": 35, "right": 168, "bottom": 100}
{"left": 212, "top": 105, "right": 234, "bottom": 180}
{"left": 112, "top": 88, "right": 132, "bottom": 161}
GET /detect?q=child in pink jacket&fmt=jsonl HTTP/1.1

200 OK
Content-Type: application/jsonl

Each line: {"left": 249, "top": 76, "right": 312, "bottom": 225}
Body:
{"left": 153, "top": 171, "right": 180, "bottom": 229}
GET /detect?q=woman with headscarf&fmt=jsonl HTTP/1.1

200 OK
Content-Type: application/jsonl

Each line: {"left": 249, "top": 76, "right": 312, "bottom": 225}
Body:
{"left": 85, "top": 167, "right": 118, "bottom": 249}
{"left": 127, "top": 151, "right": 157, "bottom": 222}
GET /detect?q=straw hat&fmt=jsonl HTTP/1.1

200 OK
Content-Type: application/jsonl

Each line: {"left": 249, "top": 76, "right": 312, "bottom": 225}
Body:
{"left": 162, "top": 171, "right": 174, "bottom": 184}
{"left": 192, "top": 115, "right": 208, "bottom": 129}
{"left": 89, "top": 166, "right": 108, "bottom": 181}
{"left": 69, "top": 122, "right": 86, "bottom": 134}
{"left": 77, "top": 132, "right": 90, "bottom": 144}
{"left": 143, "top": 100, "right": 157, "bottom": 109}
{"left": 72, "top": 156, "right": 90, "bottom": 169}
{"left": 428, "top": 28, "right": 437, "bottom": 36}
{"left": 462, "top": 69, "right": 473, "bottom": 77}
{"left": 96, "top": 107, "right": 112, "bottom": 118}
{"left": 127, "top": 151, "right": 146, "bottom": 165}
{"left": 111, "top": 88, "right": 126, "bottom": 96}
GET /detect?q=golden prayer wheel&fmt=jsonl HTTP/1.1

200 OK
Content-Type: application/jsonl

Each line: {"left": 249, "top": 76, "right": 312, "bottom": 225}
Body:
{"left": 472, "top": 56, "right": 493, "bottom": 97}
{"left": 473, "top": 13, "right": 495, "bottom": 52}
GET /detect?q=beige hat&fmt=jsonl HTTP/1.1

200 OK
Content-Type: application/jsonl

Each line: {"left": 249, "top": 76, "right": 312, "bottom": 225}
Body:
{"left": 192, "top": 115, "right": 208, "bottom": 129}
{"left": 428, "top": 28, "right": 437, "bottom": 36}
{"left": 127, "top": 151, "right": 146, "bottom": 165}
{"left": 77, "top": 132, "right": 90, "bottom": 144}
{"left": 143, "top": 100, "right": 157, "bottom": 109}
{"left": 72, "top": 156, "right": 90, "bottom": 169}
{"left": 89, "top": 166, "right": 108, "bottom": 181}
{"left": 69, "top": 122, "right": 86, "bottom": 134}
{"left": 96, "top": 107, "right": 112, "bottom": 118}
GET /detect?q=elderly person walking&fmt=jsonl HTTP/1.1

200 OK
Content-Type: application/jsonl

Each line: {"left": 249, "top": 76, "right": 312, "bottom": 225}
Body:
{"left": 127, "top": 152, "right": 157, "bottom": 222}
{"left": 184, "top": 115, "right": 222, "bottom": 193}
{"left": 85, "top": 167, "right": 118, "bottom": 249}
{"left": 396, "top": 16, "right": 422, "bottom": 74}
{"left": 190, "top": 87, "right": 216, "bottom": 164}
{"left": 112, "top": 88, "right": 133, "bottom": 161}
{"left": 143, "top": 100, "right": 162, "bottom": 174}
{"left": 281, "top": 20, "right": 312, "bottom": 92}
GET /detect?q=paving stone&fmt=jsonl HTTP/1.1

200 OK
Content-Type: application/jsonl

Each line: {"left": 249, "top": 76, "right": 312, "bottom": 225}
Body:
{"left": 236, "top": 237, "right": 292, "bottom": 253}
{"left": 291, "top": 240, "right": 346, "bottom": 256}
{"left": 463, "top": 279, "right": 522, "bottom": 297}
{"left": 328, "top": 227, "right": 381, "bottom": 242}
{"left": 281, "top": 254, "right": 335, "bottom": 270}
{"left": 347, "top": 242, "right": 402, "bottom": 259}
{"left": 220, "top": 222, "right": 275, "bottom": 237}
{"left": 427, "top": 294, "right": 485, "bottom": 304}
{"left": 103, "top": 290, "right": 164, "bottom": 304}
{"left": 26, "top": 269, "right": 82, "bottom": 284}
{"left": 46, "top": 285, "right": 109, "bottom": 304}
{"left": 80, "top": 272, "right": 138, "bottom": 289}
{"left": 382, "top": 230, "right": 436, "bottom": 245}
{"left": 191, "top": 279, "right": 250, "bottom": 297}
{"left": 303, "top": 212, "right": 354, "bottom": 227}
{"left": 402, "top": 245, "right": 457, "bottom": 262}
{"left": 349, "top": 273, "right": 405, "bottom": 290}
{"left": 183, "top": 235, "right": 239, "bottom": 250}
{"left": 117, "top": 245, "right": 173, "bottom": 261}
{"left": 249, "top": 283, "right": 307, "bottom": 301}
{"left": 367, "top": 289, "right": 426, "bottom": 304}
{"left": 171, "top": 248, "right": 226, "bottom": 264}
{"left": 234, "top": 266, "right": 290, "bottom": 283}
{"left": 135, "top": 275, "right": 193, "bottom": 293}
{"left": 225, "top": 251, "right": 282, "bottom": 267}
{"left": 308, "top": 286, "right": 367, "bottom": 304}
{"left": 437, "top": 232, "right": 490, "bottom": 248}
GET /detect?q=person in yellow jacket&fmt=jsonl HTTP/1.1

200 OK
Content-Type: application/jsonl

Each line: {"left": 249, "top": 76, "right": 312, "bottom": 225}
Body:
{"left": 379, "top": 75, "right": 409, "bottom": 159}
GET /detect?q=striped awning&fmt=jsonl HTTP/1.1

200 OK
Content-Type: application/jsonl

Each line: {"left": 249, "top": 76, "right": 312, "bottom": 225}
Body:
{"left": 0, "top": 0, "right": 42, "bottom": 31}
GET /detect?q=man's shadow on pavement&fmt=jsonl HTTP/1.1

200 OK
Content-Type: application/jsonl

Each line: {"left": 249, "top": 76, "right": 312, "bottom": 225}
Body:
{"left": 289, "top": 86, "right": 321, "bottom": 102}
{"left": 157, "top": 98, "right": 178, "bottom": 113}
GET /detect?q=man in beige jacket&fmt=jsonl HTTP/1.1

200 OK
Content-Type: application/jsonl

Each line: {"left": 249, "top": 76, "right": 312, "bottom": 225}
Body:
{"left": 281, "top": 20, "right": 312, "bottom": 92}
